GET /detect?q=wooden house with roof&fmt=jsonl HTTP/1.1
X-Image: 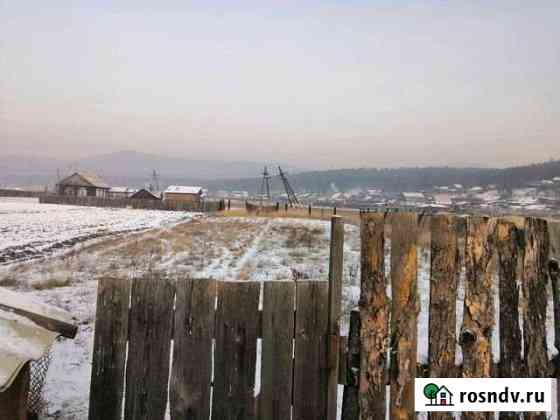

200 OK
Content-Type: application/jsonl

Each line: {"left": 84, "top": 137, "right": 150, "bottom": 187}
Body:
{"left": 56, "top": 172, "right": 110, "bottom": 198}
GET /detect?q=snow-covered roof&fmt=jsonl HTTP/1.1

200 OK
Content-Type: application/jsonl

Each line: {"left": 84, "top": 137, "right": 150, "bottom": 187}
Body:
{"left": 109, "top": 187, "right": 138, "bottom": 193}
{"left": 402, "top": 192, "right": 425, "bottom": 199}
{"left": 164, "top": 185, "right": 203, "bottom": 195}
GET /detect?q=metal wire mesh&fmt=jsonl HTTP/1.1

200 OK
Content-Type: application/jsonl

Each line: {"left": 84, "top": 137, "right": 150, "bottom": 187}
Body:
{"left": 27, "top": 346, "right": 52, "bottom": 415}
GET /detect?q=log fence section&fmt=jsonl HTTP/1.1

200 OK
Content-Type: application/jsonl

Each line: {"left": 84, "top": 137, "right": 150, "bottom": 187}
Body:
{"left": 340, "top": 212, "right": 560, "bottom": 420}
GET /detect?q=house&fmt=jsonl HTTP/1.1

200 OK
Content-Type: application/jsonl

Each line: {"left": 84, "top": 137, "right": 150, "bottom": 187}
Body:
{"left": 434, "top": 386, "right": 453, "bottom": 406}
{"left": 56, "top": 172, "right": 110, "bottom": 198}
{"left": 108, "top": 187, "right": 138, "bottom": 199}
{"left": 163, "top": 186, "right": 204, "bottom": 204}
{"left": 130, "top": 189, "right": 161, "bottom": 200}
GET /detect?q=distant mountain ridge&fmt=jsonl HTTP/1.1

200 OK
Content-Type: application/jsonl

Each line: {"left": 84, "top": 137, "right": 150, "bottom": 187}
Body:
{"left": 1, "top": 151, "right": 559, "bottom": 193}
{"left": 203, "top": 160, "right": 560, "bottom": 193}
{"left": 0, "top": 150, "right": 298, "bottom": 188}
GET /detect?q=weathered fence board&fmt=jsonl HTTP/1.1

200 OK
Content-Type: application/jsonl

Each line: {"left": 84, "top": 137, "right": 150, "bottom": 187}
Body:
{"left": 358, "top": 212, "right": 389, "bottom": 419}
{"left": 496, "top": 221, "right": 523, "bottom": 420}
{"left": 390, "top": 213, "right": 418, "bottom": 420}
{"left": 341, "top": 309, "right": 361, "bottom": 420}
{"left": 550, "top": 256, "right": 560, "bottom": 420}
{"left": 170, "top": 278, "right": 216, "bottom": 420}
{"left": 212, "top": 281, "right": 260, "bottom": 420}
{"left": 259, "top": 281, "right": 295, "bottom": 420}
{"left": 89, "top": 277, "right": 131, "bottom": 420}
{"left": 460, "top": 216, "right": 495, "bottom": 420}
{"left": 124, "top": 272, "right": 175, "bottom": 420}
{"left": 428, "top": 215, "right": 460, "bottom": 420}
{"left": 327, "top": 216, "right": 344, "bottom": 420}
{"left": 522, "top": 218, "right": 550, "bottom": 420}
{"left": 293, "top": 281, "right": 329, "bottom": 420}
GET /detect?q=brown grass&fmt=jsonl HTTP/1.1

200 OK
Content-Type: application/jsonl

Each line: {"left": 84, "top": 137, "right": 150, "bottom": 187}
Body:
{"left": 31, "top": 276, "right": 72, "bottom": 290}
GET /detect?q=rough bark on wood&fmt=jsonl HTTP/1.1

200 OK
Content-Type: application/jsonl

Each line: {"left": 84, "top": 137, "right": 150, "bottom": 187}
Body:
{"left": 259, "top": 281, "right": 295, "bottom": 420}
{"left": 460, "top": 216, "right": 495, "bottom": 420}
{"left": 521, "top": 218, "right": 549, "bottom": 420}
{"left": 390, "top": 213, "right": 419, "bottom": 420}
{"left": 212, "top": 281, "right": 260, "bottom": 420}
{"left": 89, "top": 277, "right": 131, "bottom": 420}
{"left": 293, "top": 281, "right": 329, "bottom": 420}
{"left": 549, "top": 257, "right": 560, "bottom": 420}
{"left": 327, "top": 216, "right": 344, "bottom": 420}
{"left": 428, "top": 215, "right": 460, "bottom": 420}
{"left": 124, "top": 272, "right": 175, "bottom": 420}
{"left": 341, "top": 309, "right": 360, "bottom": 420}
{"left": 170, "top": 278, "right": 216, "bottom": 420}
{"left": 0, "top": 363, "right": 29, "bottom": 420}
{"left": 496, "top": 221, "right": 523, "bottom": 420}
{"left": 358, "top": 212, "right": 388, "bottom": 420}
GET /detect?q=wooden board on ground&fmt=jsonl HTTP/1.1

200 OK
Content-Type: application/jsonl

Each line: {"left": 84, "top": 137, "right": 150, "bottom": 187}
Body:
{"left": 259, "top": 281, "right": 295, "bottom": 420}
{"left": 358, "top": 212, "right": 388, "bottom": 419}
{"left": 170, "top": 278, "right": 216, "bottom": 420}
{"left": 212, "top": 281, "right": 260, "bottom": 420}
{"left": 0, "top": 286, "right": 77, "bottom": 338}
{"left": 89, "top": 277, "right": 131, "bottom": 420}
{"left": 124, "top": 272, "right": 175, "bottom": 420}
{"left": 293, "top": 281, "right": 329, "bottom": 420}
{"left": 390, "top": 213, "right": 418, "bottom": 420}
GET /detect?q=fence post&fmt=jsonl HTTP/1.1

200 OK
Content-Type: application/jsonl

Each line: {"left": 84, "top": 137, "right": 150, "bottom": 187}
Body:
{"left": 326, "top": 216, "right": 344, "bottom": 420}
{"left": 550, "top": 258, "right": 560, "bottom": 420}
{"left": 308, "top": 205, "right": 312, "bottom": 216}
{"left": 359, "top": 212, "right": 388, "bottom": 419}
{"left": 390, "top": 213, "right": 418, "bottom": 420}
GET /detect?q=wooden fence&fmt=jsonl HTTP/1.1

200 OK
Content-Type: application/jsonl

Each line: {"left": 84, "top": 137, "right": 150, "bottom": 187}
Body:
{"left": 340, "top": 212, "right": 560, "bottom": 420}
{"left": 39, "top": 195, "right": 224, "bottom": 212}
{"left": 88, "top": 217, "right": 345, "bottom": 420}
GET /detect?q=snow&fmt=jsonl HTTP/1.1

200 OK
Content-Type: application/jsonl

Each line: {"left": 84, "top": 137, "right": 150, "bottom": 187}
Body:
{"left": 164, "top": 185, "right": 203, "bottom": 194}
{"left": 0, "top": 197, "right": 193, "bottom": 265}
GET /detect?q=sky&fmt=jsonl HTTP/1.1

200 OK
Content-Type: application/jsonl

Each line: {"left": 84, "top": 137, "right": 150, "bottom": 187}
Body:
{"left": 1, "top": 1, "right": 559, "bottom": 169}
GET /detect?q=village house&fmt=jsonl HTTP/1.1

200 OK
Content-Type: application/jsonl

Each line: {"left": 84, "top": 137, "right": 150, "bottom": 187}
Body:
{"left": 130, "top": 189, "right": 161, "bottom": 200}
{"left": 56, "top": 172, "right": 110, "bottom": 198}
{"left": 163, "top": 185, "right": 205, "bottom": 204}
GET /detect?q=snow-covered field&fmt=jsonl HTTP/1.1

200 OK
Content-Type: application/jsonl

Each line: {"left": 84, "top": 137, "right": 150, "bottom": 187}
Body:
{"left": 0, "top": 197, "right": 193, "bottom": 265}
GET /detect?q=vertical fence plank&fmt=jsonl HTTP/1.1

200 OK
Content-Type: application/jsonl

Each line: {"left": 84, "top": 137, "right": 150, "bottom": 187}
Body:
{"left": 259, "top": 281, "right": 296, "bottom": 420}
{"left": 327, "top": 216, "right": 344, "bottom": 420}
{"left": 428, "top": 215, "right": 460, "bottom": 420}
{"left": 390, "top": 213, "right": 418, "bottom": 420}
{"left": 522, "top": 218, "right": 550, "bottom": 420}
{"left": 460, "top": 216, "right": 495, "bottom": 420}
{"left": 549, "top": 255, "right": 560, "bottom": 420}
{"left": 170, "top": 278, "right": 216, "bottom": 420}
{"left": 293, "top": 281, "right": 329, "bottom": 420}
{"left": 341, "top": 309, "right": 361, "bottom": 420}
{"left": 124, "top": 272, "right": 175, "bottom": 420}
{"left": 359, "top": 212, "right": 388, "bottom": 419}
{"left": 89, "top": 277, "right": 131, "bottom": 420}
{"left": 496, "top": 221, "right": 523, "bottom": 420}
{"left": 212, "top": 281, "right": 260, "bottom": 420}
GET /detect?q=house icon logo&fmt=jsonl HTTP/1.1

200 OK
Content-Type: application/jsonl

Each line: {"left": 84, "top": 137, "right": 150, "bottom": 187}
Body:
{"left": 423, "top": 383, "right": 454, "bottom": 407}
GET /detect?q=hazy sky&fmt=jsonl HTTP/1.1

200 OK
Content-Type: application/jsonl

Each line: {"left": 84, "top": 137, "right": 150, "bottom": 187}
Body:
{"left": 1, "top": 1, "right": 559, "bottom": 169}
